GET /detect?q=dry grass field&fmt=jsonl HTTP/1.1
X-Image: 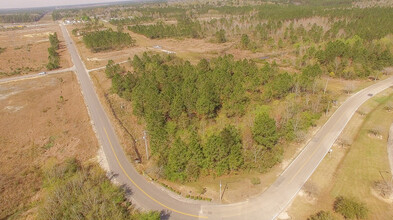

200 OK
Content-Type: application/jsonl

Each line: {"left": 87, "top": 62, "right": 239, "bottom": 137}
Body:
{"left": 66, "top": 23, "right": 296, "bottom": 70}
{"left": 0, "top": 23, "right": 71, "bottom": 78}
{"left": 0, "top": 72, "right": 98, "bottom": 219}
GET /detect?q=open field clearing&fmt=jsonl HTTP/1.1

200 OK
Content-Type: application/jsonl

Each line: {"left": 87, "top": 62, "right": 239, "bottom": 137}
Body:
{"left": 66, "top": 23, "right": 299, "bottom": 70}
{"left": 0, "top": 72, "right": 98, "bottom": 219}
{"left": 287, "top": 87, "right": 393, "bottom": 219}
{"left": 0, "top": 23, "right": 71, "bottom": 78}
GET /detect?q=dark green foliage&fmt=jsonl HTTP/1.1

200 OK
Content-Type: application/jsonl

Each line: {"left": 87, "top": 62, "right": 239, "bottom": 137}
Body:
{"left": 165, "top": 138, "right": 189, "bottom": 181}
{"left": 334, "top": 196, "right": 368, "bottom": 219}
{"left": 308, "top": 211, "right": 336, "bottom": 220}
{"left": 196, "top": 80, "right": 220, "bottom": 118}
{"left": 0, "top": 12, "right": 45, "bottom": 23}
{"left": 47, "top": 33, "right": 60, "bottom": 70}
{"left": 252, "top": 111, "right": 278, "bottom": 149}
{"left": 203, "top": 126, "right": 244, "bottom": 175}
{"left": 107, "top": 54, "right": 268, "bottom": 180}
{"left": 215, "top": 29, "right": 227, "bottom": 43}
{"left": 313, "top": 36, "right": 393, "bottom": 79}
{"left": 107, "top": 53, "right": 326, "bottom": 181}
{"left": 39, "top": 159, "right": 160, "bottom": 220}
{"left": 264, "top": 72, "right": 294, "bottom": 100}
{"left": 129, "top": 17, "right": 202, "bottom": 39}
{"left": 110, "top": 16, "right": 153, "bottom": 26}
{"left": 299, "top": 64, "right": 322, "bottom": 91}
{"left": 83, "top": 29, "right": 134, "bottom": 52}
{"left": 49, "top": 32, "right": 60, "bottom": 50}
{"left": 337, "top": 7, "right": 393, "bottom": 41}
{"left": 111, "top": 72, "right": 137, "bottom": 100}
{"left": 165, "top": 131, "right": 204, "bottom": 181}
{"left": 240, "top": 34, "right": 250, "bottom": 49}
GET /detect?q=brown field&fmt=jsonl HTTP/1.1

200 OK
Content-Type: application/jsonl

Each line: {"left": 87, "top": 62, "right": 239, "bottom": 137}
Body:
{"left": 66, "top": 23, "right": 296, "bottom": 70}
{"left": 0, "top": 72, "right": 98, "bottom": 219}
{"left": 0, "top": 22, "right": 72, "bottom": 78}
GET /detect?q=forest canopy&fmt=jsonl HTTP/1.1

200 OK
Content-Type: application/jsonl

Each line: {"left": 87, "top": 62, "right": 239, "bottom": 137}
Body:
{"left": 106, "top": 53, "right": 330, "bottom": 181}
{"left": 82, "top": 29, "right": 135, "bottom": 52}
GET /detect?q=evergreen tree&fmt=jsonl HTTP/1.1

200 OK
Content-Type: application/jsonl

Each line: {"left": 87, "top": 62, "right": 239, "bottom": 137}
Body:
{"left": 252, "top": 111, "right": 278, "bottom": 149}
{"left": 215, "top": 29, "right": 227, "bottom": 43}
{"left": 241, "top": 34, "right": 250, "bottom": 49}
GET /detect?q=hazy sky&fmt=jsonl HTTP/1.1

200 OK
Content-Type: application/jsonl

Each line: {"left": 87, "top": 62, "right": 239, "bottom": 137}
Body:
{"left": 0, "top": 0, "right": 134, "bottom": 9}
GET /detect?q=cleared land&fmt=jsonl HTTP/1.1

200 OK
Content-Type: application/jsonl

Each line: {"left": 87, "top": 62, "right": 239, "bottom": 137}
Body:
{"left": 66, "top": 23, "right": 297, "bottom": 70}
{"left": 0, "top": 72, "right": 98, "bottom": 219}
{"left": 0, "top": 23, "right": 71, "bottom": 78}
{"left": 287, "top": 86, "right": 393, "bottom": 219}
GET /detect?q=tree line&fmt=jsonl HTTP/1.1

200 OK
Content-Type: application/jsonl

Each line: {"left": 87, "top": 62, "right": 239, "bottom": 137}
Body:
{"left": 305, "top": 35, "right": 393, "bottom": 79}
{"left": 128, "top": 17, "right": 202, "bottom": 39}
{"left": 0, "top": 12, "right": 45, "bottom": 23}
{"left": 82, "top": 29, "right": 135, "bottom": 52}
{"left": 106, "top": 53, "right": 329, "bottom": 182}
{"left": 47, "top": 32, "right": 60, "bottom": 70}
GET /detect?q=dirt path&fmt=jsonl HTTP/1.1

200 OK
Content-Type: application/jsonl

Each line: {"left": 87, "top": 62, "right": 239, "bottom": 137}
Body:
{"left": 388, "top": 123, "right": 393, "bottom": 174}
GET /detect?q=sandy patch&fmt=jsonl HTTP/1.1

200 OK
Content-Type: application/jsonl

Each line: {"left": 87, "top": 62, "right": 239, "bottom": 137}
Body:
{"left": 278, "top": 211, "right": 291, "bottom": 220}
{"left": 3, "top": 105, "right": 24, "bottom": 112}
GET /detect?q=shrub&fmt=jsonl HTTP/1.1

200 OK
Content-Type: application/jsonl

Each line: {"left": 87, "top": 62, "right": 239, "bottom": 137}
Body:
{"left": 39, "top": 159, "right": 160, "bottom": 220}
{"left": 308, "top": 210, "right": 336, "bottom": 220}
{"left": 251, "top": 177, "right": 261, "bottom": 185}
{"left": 334, "top": 196, "right": 368, "bottom": 219}
{"left": 133, "top": 211, "right": 160, "bottom": 220}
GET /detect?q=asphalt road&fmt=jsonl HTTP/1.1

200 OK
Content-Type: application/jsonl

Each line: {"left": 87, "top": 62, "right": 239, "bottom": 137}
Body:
{"left": 59, "top": 23, "right": 393, "bottom": 220}
{"left": 0, "top": 66, "right": 75, "bottom": 84}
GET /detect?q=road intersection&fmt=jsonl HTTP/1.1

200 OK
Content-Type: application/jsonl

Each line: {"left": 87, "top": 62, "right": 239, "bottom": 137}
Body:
{"left": 5, "top": 23, "right": 391, "bottom": 220}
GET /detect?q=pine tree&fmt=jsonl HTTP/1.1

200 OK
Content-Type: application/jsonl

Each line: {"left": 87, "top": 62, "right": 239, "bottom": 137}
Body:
{"left": 252, "top": 111, "right": 278, "bottom": 149}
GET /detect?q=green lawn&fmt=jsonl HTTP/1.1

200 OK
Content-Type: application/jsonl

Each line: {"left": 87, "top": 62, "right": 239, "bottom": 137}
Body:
{"left": 331, "top": 91, "right": 393, "bottom": 219}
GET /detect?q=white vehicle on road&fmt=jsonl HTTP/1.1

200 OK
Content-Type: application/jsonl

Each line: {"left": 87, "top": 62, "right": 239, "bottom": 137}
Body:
{"left": 38, "top": 71, "right": 46, "bottom": 75}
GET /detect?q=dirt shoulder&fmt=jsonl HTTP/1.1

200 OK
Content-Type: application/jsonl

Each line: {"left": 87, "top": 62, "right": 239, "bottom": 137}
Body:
{"left": 388, "top": 123, "right": 393, "bottom": 174}
{"left": 286, "top": 88, "right": 393, "bottom": 219}
{"left": 0, "top": 72, "right": 98, "bottom": 219}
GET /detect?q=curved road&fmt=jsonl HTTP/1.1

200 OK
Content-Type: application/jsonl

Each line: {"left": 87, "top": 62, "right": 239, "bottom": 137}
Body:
{"left": 59, "top": 23, "right": 393, "bottom": 220}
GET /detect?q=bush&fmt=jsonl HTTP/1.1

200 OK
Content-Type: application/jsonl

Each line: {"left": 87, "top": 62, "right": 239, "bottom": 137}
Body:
{"left": 39, "top": 159, "right": 160, "bottom": 220}
{"left": 334, "top": 196, "right": 368, "bottom": 219}
{"left": 308, "top": 210, "right": 336, "bottom": 220}
{"left": 133, "top": 211, "right": 160, "bottom": 220}
{"left": 47, "top": 33, "right": 60, "bottom": 70}
{"left": 251, "top": 177, "right": 261, "bottom": 185}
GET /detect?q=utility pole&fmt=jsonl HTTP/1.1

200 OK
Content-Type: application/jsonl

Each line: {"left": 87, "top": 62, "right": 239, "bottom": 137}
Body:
{"left": 220, "top": 180, "right": 222, "bottom": 203}
{"left": 143, "top": 130, "right": 149, "bottom": 160}
{"left": 326, "top": 101, "right": 330, "bottom": 115}
{"left": 324, "top": 77, "right": 329, "bottom": 94}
